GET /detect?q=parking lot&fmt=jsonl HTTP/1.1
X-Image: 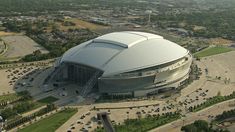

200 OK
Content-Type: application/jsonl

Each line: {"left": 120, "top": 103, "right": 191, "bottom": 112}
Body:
{"left": 0, "top": 61, "right": 52, "bottom": 95}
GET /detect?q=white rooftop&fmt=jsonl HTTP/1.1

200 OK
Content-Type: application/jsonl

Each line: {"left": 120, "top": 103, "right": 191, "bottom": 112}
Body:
{"left": 60, "top": 31, "right": 189, "bottom": 77}
{"left": 93, "top": 31, "right": 163, "bottom": 48}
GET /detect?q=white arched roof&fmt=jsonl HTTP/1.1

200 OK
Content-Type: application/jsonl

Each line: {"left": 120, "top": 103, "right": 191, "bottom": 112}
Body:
{"left": 60, "top": 31, "right": 189, "bottom": 77}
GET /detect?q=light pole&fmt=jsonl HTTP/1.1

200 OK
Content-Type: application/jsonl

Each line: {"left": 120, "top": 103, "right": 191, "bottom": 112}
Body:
{"left": 0, "top": 116, "right": 4, "bottom": 132}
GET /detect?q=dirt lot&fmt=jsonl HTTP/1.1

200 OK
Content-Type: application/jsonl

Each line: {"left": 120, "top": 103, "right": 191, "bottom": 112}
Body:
{"left": 0, "top": 35, "right": 48, "bottom": 58}
{"left": 207, "top": 38, "right": 234, "bottom": 45}
{"left": 0, "top": 31, "right": 17, "bottom": 36}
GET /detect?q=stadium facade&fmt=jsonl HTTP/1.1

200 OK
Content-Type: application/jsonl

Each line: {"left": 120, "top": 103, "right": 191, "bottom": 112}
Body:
{"left": 53, "top": 31, "right": 192, "bottom": 97}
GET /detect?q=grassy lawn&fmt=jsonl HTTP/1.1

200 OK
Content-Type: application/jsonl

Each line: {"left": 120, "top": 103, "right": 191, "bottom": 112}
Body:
{"left": 0, "top": 93, "right": 19, "bottom": 102}
{"left": 30, "top": 101, "right": 47, "bottom": 110}
{"left": 0, "top": 94, "right": 58, "bottom": 120}
{"left": 96, "top": 113, "right": 181, "bottom": 132}
{"left": 0, "top": 56, "right": 21, "bottom": 62}
{"left": 52, "top": 18, "right": 109, "bottom": 32}
{"left": 21, "top": 96, "right": 58, "bottom": 114}
{"left": 19, "top": 108, "right": 77, "bottom": 132}
{"left": 194, "top": 46, "right": 233, "bottom": 58}
{"left": 28, "top": 96, "right": 58, "bottom": 111}
{"left": 38, "top": 96, "right": 58, "bottom": 104}
{"left": 65, "top": 18, "right": 108, "bottom": 30}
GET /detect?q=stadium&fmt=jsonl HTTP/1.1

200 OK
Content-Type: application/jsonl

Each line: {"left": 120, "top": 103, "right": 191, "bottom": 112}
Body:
{"left": 52, "top": 31, "right": 192, "bottom": 97}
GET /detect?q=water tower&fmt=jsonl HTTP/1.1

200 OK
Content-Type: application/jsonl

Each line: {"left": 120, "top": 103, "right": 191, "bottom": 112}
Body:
{"left": 145, "top": 10, "right": 152, "bottom": 25}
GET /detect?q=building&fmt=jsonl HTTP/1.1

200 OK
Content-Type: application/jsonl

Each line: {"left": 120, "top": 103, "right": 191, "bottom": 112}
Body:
{"left": 53, "top": 31, "right": 192, "bottom": 97}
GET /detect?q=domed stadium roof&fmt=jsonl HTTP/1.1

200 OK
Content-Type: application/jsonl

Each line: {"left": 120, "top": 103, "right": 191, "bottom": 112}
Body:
{"left": 60, "top": 31, "right": 189, "bottom": 77}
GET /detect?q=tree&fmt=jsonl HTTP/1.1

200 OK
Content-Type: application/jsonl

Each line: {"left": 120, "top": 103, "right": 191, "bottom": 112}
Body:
{"left": 33, "top": 50, "right": 42, "bottom": 56}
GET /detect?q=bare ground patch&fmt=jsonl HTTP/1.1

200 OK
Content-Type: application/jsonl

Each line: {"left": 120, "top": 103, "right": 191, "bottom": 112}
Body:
{"left": 0, "top": 35, "right": 48, "bottom": 59}
{"left": 207, "top": 38, "right": 234, "bottom": 45}
{"left": 0, "top": 31, "right": 18, "bottom": 36}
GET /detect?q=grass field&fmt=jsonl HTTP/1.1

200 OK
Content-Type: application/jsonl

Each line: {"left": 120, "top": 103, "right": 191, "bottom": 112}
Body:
{"left": 30, "top": 101, "right": 48, "bottom": 111}
{"left": 23, "top": 96, "right": 58, "bottom": 113}
{"left": 0, "top": 56, "right": 21, "bottom": 61}
{"left": 55, "top": 18, "right": 109, "bottom": 31}
{"left": 96, "top": 113, "right": 181, "bottom": 132}
{"left": 0, "top": 93, "right": 19, "bottom": 102}
{"left": 19, "top": 108, "right": 77, "bottom": 132}
{"left": 38, "top": 96, "right": 58, "bottom": 104}
{"left": 194, "top": 46, "right": 233, "bottom": 58}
